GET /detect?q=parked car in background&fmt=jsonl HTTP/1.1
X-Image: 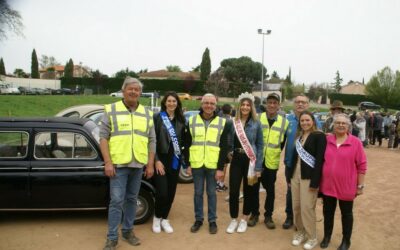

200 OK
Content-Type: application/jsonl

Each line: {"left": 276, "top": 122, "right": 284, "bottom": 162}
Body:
{"left": 109, "top": 90, "right": 123, "bottom": 97}
{"left": 0, "top": 83, "right": 20, "bottom": 94}
{"left": 359, "top": 101, "right": 381, "bottom": 110}
{"left": 177, "top": 93, "right": 192, "bottom": 101}
{"left": 0, "top": 117, "right": 155, "bottom": 224}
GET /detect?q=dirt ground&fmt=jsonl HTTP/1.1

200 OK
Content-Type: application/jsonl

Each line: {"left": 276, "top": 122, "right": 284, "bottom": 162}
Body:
{"left": 1, "top": 141, "right": 399, "bottom": 250}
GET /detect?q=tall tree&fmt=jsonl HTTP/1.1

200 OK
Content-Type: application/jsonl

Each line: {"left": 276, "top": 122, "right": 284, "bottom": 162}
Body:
{"left": 64, "top": 58, "right": 74, "bottom": 78}
{"left": 285, "top": 67, "right": 292, "bottom": 85}
{"left": 0, "top": 0, "right": 24, "bottom": 40}
{"left": 166, "top": 65, "right": 181, "bottom": 72}
{"left": 332, "top": 70, "right": 343, "bottom": 92}
{"left": 31, "top": 49, "right": 39, "bottom": 78}
{"left": 0, "top": 57, "right": 6, "bottom": 75}
{"left": 200, "top": 48, "right": 211, "bottom": 81}
{"left": 366, "top": 66, "right": 400, "bottom": 109}
{"left": 220, "top": 56, "right": 265, "bottom": 84}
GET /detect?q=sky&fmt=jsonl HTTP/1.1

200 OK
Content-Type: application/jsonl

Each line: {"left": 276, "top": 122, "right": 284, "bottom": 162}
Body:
{"left": 1, "top": 0, "right": 400, "bottom": 85}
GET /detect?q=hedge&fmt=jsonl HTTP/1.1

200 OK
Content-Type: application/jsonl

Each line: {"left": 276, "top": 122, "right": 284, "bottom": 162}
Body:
{"left": 328, "top": 93, "right": 375, "bottom": 106}
{"left": 61, "top": 77, "right": 205, "bottom": 95}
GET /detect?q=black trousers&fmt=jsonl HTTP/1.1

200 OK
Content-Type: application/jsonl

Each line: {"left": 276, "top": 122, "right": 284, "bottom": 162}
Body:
{"left": 229, "top": 153, "right": 253, "bottom": 218}
{"left": 372, "top": 129, "right": 382, "bottom": 146}
{"left": 322, "top": 195, "right": 354, "bottom": 241}
{"left": 153, "top": 156, "right": 179, "bottom": 219}
{"left": 249, "top": 167, "right": 278, "bottom": 218}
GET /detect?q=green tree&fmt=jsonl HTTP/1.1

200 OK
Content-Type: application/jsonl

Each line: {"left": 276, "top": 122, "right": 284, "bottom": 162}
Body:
{"left": 114, "top": 67, "right": 138, "bottom": 78}
{"left": 0, "top": 58, "right": 6, "bottom": 75}
{"left": 31, "top": 49, "right": 39, "bottom": 78}
{"left": 285, "top": 67, "right": 292, "bottom": 85}
{"left": 0, "top": 0, "right": 24, "bottom": 40}
{"left": 332, "top": 70, "right": 343, "bottom": 92}
{"left": 365, "top": 66, "right": 400, "bottom": 109}
{"left": 220, "top": 56, "right": 265, "bottom": 84}
{"left": 200, "top": 47, "right": 211, "bottom": 81}
{"left": 192, "top": 65, "right": 200, "bottom": 72}
{"left": 166, "top": 65, "right": 181, "bottom": 72}
{"left": 64, "top": 58, "right": 74, "bottom": 78}
{"left": 13, "top": 68, "right": 28, "bottom": 78}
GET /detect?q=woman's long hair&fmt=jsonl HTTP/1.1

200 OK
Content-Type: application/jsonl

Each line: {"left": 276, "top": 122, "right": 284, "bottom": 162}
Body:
{"left": 160, "top": 91, "right": 185, "bottom": 123}
{"left": 296, "top": 110, "right": 318, "bottom": 138}
{"left": 235, "top": 98, "right": 257, "bottom": 121}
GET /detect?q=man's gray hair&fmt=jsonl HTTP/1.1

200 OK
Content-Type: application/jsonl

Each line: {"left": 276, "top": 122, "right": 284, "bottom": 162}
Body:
{"left": 121, "top": 77, "right": 143, "bottom": 90}
{"left": 201, "top": 93, "right": 217, "bottom": 103}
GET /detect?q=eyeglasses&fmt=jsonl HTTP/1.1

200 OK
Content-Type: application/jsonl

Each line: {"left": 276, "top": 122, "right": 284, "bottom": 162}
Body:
{"left": 334, "top": 121, "right": 348, "bottom": 126}
{"left": 295, "top": 101, "right": 308, "bottom": 105}
{"left": 203, "top": 102, "right": 216, "bottom": 106}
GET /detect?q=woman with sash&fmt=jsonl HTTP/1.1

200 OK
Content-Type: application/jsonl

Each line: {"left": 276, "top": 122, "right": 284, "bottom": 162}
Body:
{"left": 152, "top": 91, "right": 187, "bottom": 233}
{"left": 226, "top": 92, "right": 263, "bottom": 234}
{"left": 319, "top": 114, "right": 367, "bottom": 250}
{"left": 287, "top": 111, "right": 326, "bottom": 250}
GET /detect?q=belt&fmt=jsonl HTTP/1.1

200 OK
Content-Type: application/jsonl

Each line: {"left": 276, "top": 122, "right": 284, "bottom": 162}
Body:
{"left": 234, "top": 148, "right": 246, "bottom": 154}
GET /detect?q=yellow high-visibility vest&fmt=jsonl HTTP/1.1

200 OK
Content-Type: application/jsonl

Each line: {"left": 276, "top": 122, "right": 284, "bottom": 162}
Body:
{"left": 188, "top": 114, "right": 226, "bottom": 169}
{"left": 260, "top": 113, "right": 288, "bottom": 169}
{"left": 104, "top": 101, "right": 153, "bottom": 164}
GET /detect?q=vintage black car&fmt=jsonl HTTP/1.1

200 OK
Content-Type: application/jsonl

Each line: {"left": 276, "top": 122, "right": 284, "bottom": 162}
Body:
{"left": 0, "top": 117, "right": 155, "bottom": 224}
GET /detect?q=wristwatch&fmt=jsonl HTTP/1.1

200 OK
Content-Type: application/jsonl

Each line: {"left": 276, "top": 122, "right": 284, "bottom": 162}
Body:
{"left": 357, "top": 184, "right": 365, "bottom": 190}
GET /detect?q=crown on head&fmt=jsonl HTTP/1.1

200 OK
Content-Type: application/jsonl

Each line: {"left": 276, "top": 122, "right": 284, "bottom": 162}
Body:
{"left": 238, "top": 92, "right": 255, "bottom": 102}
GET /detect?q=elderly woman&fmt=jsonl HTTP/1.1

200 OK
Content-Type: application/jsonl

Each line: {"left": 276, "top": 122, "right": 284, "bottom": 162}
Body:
{"left": 287, "top": 111, "right": 326, "bottom": 250}
{"left": 226, "top": 92, "right": 263, "bottom": 234}
{"left": 320, "top": 113, "right": 367, "bottom": 250}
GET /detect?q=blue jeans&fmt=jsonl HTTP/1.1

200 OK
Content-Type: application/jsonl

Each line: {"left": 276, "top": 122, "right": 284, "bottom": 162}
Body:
{"left": 107, "top": 167, "right": 143, "bottom": 240}
{"left": 192, "top": 167, "right": 217, "bottom": 222}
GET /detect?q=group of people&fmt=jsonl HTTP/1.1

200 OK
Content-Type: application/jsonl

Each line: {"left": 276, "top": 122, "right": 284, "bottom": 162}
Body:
{"left": 323, "top": 100, "right": 400, "bottom": 150}
{"left": 100, "top": 77, "right": 367, "bottom": 250}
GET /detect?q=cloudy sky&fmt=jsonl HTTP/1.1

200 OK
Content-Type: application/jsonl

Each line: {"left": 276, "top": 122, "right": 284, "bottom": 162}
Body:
{"left": 1, "top": 0, "right": 399, "bottom": 85}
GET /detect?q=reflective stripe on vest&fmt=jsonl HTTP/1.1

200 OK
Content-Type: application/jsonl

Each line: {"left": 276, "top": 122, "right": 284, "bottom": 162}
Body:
{"left": 105, "top": 101, "right": 153, "bottom": 164}
{"left": 260, "top": 113, "right": 288, "bottom": 169}
{"left": 189, "top": 114, "right": 226, "bottom": 169}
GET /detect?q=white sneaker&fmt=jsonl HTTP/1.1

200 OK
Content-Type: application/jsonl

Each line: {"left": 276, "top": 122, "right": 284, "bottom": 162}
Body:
{"left": 226, "top": 219, "right": 238, "bottom": 234}
{"left": 292, "top": 231, "right": 306, "bottom": 246}
{"left": 303, "top": 238, "right": 318, "bottom": 250}
{"left": 152, "top": 216, "right": 161, "bottom": 233}
{"left": 161, "top": 219, "right": 174, "bottom": 233}
{"left": 236, "top": 219, "right": 247, "bottom": 233}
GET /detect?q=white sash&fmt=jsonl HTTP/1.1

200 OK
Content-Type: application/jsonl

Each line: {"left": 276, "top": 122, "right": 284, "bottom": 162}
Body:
{"left": 233, "top": 118, "right": 257, "bottom": 184}
{"left": 295, "top": 138, "right": 315, "bottom": 168}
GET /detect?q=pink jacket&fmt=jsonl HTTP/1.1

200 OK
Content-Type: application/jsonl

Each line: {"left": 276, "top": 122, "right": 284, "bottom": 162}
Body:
{"left": 320, "top": 134, "right": 367, "bottom": 201}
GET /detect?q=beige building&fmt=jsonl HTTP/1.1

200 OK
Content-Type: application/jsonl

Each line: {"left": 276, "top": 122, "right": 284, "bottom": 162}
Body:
{"left": 340, "top": 81, "right": 366, "bottom": 95}
{"left": 39, "top": 65, "right": 91, "bottom": 79}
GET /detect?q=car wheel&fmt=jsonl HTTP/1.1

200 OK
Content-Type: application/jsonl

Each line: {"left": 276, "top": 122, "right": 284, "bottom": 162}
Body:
{"left": 178, "top": 167, "right": 193, "bottom": 183}
{"left": 134, "top": 188, "right": 154, "bottom": 225}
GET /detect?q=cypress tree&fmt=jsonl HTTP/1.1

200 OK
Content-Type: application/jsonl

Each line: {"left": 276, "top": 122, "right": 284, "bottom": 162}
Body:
{"left": 0, "top": 58, "right": 5, "bottom": 75}
{"left": 31, "top": 49, "right": 39, "bottom": 78}
{"left": 64, "top": 58, "right": 74, "bottom": 78}
{"left": 200, "top": 48, "right": 211, "bottom": 81}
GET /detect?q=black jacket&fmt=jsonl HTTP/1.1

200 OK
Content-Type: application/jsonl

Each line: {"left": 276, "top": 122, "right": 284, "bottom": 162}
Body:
{"left": 287, "top": 131, "right": 326, "bottom": 188}
{"left": 153, "top": 112, "right": 187, "bottom": 164}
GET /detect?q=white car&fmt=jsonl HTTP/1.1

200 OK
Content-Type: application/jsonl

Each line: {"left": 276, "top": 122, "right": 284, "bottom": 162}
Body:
{"left": 0, "top": 83, "right": 20, "bottom": 94}
{"left": 109, "top": 90, "right": 123, "bottom": 97}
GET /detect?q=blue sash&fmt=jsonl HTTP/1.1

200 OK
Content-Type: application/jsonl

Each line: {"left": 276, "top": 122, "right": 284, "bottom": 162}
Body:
{"left": 295, "top": 138, "right": 315, "bottom": 168}
{"left": 160, "top": 111, "right": 181, "bottom": 170}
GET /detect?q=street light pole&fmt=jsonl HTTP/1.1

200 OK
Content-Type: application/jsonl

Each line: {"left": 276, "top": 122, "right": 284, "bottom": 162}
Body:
{"left": 258, "top": 29, "right": 271, "bottom": 101}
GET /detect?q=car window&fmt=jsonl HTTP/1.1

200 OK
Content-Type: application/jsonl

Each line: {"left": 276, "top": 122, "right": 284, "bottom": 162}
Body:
{"left": 0, "top": 131, "right": 29, "bottom": 158}
{"left": 34, "top": 132, "right": 97, "bottom": 159}
{"left": 86, "top": 112, "right": 104, "bottom": 124}
{"left": 62, "top": 111, "right": 80, "bottom": 118}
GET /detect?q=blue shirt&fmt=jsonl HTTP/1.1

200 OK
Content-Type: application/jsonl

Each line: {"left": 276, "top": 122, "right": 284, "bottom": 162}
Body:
{"left": 283, "top": 113, "right": 321, "bottom": 169}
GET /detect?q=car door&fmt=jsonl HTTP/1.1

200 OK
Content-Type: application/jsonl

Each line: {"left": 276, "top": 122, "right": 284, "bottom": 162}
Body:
{"left": 0, "top": 129, "right": 30, "bottom": 209}
{"left": 29, "top": 128, "right": 108, "bottom": 209}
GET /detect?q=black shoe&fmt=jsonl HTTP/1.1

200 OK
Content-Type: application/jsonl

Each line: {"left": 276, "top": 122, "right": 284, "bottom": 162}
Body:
{"left": 320, "top": 237, "right": 331, "bottom": 248}
{"left": 282, "top": 216, "right": 293, "bottom": 229}
{"left": 337, "top": 239, "right": 351, "bottom": 250}
{"left": 122, "top": 231, "right": 141, "bottom": 246}
{"left": 264, "top": 216, "right": 276, "bottom": 229}
{"left": 190, "top": 220, "right": 203, "bottom": 233}
{"left": 103, "top": 239, "right": 118, "bottom": 250}
{"left": 209, "top": 221, "right": 218, "bottom": 234}
{"left": 248, "top": 214, "right": 259, "bottom": 227}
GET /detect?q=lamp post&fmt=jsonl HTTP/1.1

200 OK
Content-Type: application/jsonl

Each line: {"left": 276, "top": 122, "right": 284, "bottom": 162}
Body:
{"left": 258, "top": 29, "right": 271, "bottom": 101}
